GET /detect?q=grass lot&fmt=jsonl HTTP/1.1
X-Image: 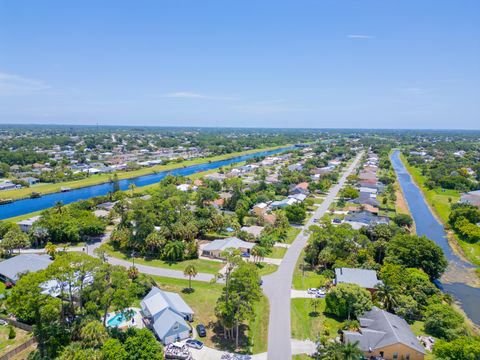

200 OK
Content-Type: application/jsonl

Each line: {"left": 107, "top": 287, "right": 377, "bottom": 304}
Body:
{"left": 285, "top": 227, "right": 302, "bottom": 244}
{"left": 410, "top": 321, "right": 435, "bottom": 360}
{"left": 0, "top": 146, "right": 288, "bottom": 201}
{"left": 102, "top": 244, "right": 224, "bottom": 274}
{"left": 255, "top": 263, "right": 278, "bottom": 276}
{"left": 150, "top": 275, "right": 268, "bottom": 354}
{"left": 291, "top": 298, "right": 345, "bottom": 340}
{"left": 292, "top": 355, "right": 313, "bottom": 360}
{"left": 292, "top": 251, "right": 329, "bottom": 290}
{"left": 268, "top": 246, "right": 287, "bottom": 259}
{"left": 0, "top": 282, "right": 6, "bottom": 296}
{"left": 0, "top": 326, "right": 32, "bottom": 357}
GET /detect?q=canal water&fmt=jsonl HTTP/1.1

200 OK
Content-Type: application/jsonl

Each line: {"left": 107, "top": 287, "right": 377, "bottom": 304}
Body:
{"left": 391, "top": 150, "right": 480, "bottom": 325}
{"left": 0, "top": 147, "right": 294, "bottom": 220}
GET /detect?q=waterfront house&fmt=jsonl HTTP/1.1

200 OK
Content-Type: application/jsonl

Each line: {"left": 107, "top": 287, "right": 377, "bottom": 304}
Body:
{"left": 334, "top": 267, "right": 382, "bottom": 291}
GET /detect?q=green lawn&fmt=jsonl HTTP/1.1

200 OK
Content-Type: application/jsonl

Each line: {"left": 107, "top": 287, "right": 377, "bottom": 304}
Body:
{"left": 291, "top": 298, "right": 345, "bottom": 340}
{"left": 292, "top": 251, "right": 329, "bottom": 290}
{"left": 268, "top": 246, "right": 287, "bottom": 259}
{"left": 149, "top": 275, "right": 268, "bottom": 354}
{"left": 102, "top": 244, "right": 224, "bottom": 274}
{"left": 255, "top": 263, "right": 278, "bottom": 276}
{"left": 285, "top": 227, "right": 302, "bottom": 244}
{"left": 0, "top": 145, "right": 288, "bottom": 201}
{"left": 293, "top": 355, "right": 313, "bottom": 360}
{"left": 0, "top": 326, "right": 32, "bottom": 356}
{"left": 410, "top": 321, "right": 435, "bottom": 360}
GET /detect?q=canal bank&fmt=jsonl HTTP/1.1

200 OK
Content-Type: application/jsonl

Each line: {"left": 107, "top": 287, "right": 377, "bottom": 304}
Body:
{"left": 391, "top": 150, "right": 480, "bottom": 326}
{"left": 0, "top": 146, "right": 294, "bottom": 220}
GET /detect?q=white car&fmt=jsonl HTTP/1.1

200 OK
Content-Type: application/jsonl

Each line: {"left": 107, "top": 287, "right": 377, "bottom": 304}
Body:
{"left": 307, "top": 288, "right": 318, "bottom": 295}
{"left": 0, "top": 319, "right": 7, "bottom": 326}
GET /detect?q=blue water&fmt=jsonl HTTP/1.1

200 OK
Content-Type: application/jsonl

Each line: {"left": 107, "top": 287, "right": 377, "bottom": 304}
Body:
{"left": 391, "top": 150, "right": 480, "bottom": 325}
{"left": 107, "top": 312, "right": 126, "bottom": 327}
{"left": 0, "top": 147, "right": 294, "bottom": 219}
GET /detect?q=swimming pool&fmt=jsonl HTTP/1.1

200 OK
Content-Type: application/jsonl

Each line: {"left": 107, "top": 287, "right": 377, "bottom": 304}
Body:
{"left": 107, "top": 312, "right": 126, "bottom": 327}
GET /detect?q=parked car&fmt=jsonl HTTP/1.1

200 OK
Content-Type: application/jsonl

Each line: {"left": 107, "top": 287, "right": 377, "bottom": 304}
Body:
{"left": 307, "top": 288, "right": 318, "bottom": 294}
{"left": 258, "top": 279, "right": 263, "bottom": 286}
{"left": 0, "top": 319, "right": 8, "bottom": 326}
{"left": 315, "top": 292, "right": 326, "bottom": 298}
{"left": 196, "top": 324, "right": 207, "bottom": 337}
{"left": 186, "top": 339, "right": 204, "bottom": 349}
{"left": 332, "top": 218, "right": 342, "bottom": 224}
{"left": 241, "top": 252, "right": 250, "bottom": 258}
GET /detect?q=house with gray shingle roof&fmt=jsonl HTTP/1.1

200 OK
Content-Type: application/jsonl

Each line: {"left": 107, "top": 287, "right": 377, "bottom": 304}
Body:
{"left": 140, "top": 287, "right": 193, "bottom": 345}
{"left": 201, "top": 237, "right": 255, "bottom": 259}
{"left": 0, "top": 254, "right": 52, "bottom": 284}
{"left": 343, "top": 307, "right": 426, "bottom": 360}
{"left": 334, "top": 267, "right": 382, "bottom": 291}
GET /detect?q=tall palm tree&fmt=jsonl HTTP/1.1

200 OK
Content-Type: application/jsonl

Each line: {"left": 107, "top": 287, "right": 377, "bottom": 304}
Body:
{"left": 340, "top": 341, "right": 363, "bottom": 360}
{"left": 55, "top": 201, "right": 64, "bottom": 214}
{"left": 316, "top": 340, "right": 363, "bottom": 360}
{"left": 128, "top": 183, "right": 136, "bottom": 195}
{"left": 183, "top": 264, "right": 198, "bottom": 290}
{"left": 374, "top": 282, "right": 399, "bottom": 312}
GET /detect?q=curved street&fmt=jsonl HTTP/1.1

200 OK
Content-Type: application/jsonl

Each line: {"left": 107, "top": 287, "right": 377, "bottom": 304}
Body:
{"left": 263, "top": 152, "right": 363, "bottom": 360}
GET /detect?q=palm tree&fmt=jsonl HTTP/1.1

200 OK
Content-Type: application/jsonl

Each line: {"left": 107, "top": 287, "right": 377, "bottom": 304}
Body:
{"left": 55, "top": 201, "right": 64, "bottom": 214}
{"left": 45, "top": 242, "right": 57, "bottom": 259}
{"left": 183, "top": 264, "right": 198, "bottom": 290}
{"left": 340, "top": 341, "right": 363, "bottom": 360}
{"left": 315, "top": 340, "right": 363, "bottom": 360}
{"left": 163, "top": 241, "right": 185, "bottom": 261}
{"left": 374, "top": 282, "right": 399, "bottom": 312}
{"left": 128, "top": 183, "right": 136, "bottom": 195}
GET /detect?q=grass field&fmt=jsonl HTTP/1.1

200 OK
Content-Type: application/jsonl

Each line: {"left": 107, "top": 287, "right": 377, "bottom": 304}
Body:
{"left": 285, "top": 227, "right": 302, "bottom": 244}
{"left": 0, "top": 145, "right": 288, "bottom": 201}
{"left": 291, "top": 298, "right": 345, "bottom": 341}
{"left": 150, "top": 275, "right": 268, "bottom": 354}
{"left": 0, "top": 326, "right": 32, "bottom": 357}
{"left": 292, "top": 355, "right": 313, "bottom": 360}
{"left": 268, "top": 246, "right": 287, "bottom": 259}
{"left": 255, "top": 263, "right": 278, "bottom": 276}
{"left": 292, "top": 251, "right": 329, "bottom": 290}
{"left": 102, "top": 244, "right": 224, "bottom": 274}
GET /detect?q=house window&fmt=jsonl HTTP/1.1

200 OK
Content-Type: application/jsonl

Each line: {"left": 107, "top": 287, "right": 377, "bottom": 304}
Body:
{"left": 406, "top": 355, "right": 410, "bottom": 360}
{"left": 393, "top": 352, "right": 398, "bottom": 359}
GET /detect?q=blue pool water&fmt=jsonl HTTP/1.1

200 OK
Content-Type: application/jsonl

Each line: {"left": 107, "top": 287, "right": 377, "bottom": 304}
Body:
{"left": 0, "top": 146, "right": 294, "bottom": 219}
{"left": 107, "top": 312, "right": 126, "bottom": 327}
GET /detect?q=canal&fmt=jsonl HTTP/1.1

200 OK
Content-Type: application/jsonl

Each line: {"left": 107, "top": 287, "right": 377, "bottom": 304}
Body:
{"left": 391, "top": 150, "right": 480, "bottom": 325}
{"left": 0, "top": 146, "right": 294, "bottom": 220}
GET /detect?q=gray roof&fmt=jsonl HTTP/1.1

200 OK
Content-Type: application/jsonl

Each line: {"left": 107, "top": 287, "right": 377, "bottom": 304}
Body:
{"left": 345, "top": 211, "right": 388, "bottom": 226}
{"left": 344, "top": 307, "right": 425, "bottom": 354}
{"left": 0, "top": 254, "right": 52, "bottom": 282}
{"left": 335, "top": 267, "right": 382, "bottom": 289}
{"left": 202, "top": 237, "right": 255, "bottom": 252}
{"left": 152, "top": 308, "right": 190, "bottom": 339}
{"left": 141, "top": 287, "right": 193, "bottom": 318}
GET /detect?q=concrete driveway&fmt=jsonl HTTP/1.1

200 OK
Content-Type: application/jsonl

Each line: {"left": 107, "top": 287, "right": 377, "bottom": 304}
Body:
{"left": 262, "top": 152, "right": 363, "bottom": 360}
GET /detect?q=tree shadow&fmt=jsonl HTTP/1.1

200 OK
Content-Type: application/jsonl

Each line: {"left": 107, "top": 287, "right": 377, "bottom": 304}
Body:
{"left": 209, "top": 321, "right": 252, "bottom": 354}
{"left": 309, "top": 311, "right": 320, "bottom": 318}
{"left": 182, "top": 288, "right": 195, "bottom": 294}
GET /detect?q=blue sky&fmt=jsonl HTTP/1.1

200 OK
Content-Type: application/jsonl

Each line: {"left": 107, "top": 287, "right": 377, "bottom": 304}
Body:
{"left": 0, "top": 0, "right": 479, "bottom": 129}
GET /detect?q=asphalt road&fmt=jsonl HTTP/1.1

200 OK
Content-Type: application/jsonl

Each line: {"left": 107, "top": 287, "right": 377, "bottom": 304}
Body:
{"left": 263, "top": 152, "right": 364, "bottom": 360}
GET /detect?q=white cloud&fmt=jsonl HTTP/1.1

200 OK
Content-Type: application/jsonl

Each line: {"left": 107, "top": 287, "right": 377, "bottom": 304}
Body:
{"left": 347, "top": 34, "right": 374, "bottom": 39}
{"left": 161, "top": 91, "right": 236, "bottom": 100}
{"left": 0, "top": 72, "right": 51, "bottom": 96}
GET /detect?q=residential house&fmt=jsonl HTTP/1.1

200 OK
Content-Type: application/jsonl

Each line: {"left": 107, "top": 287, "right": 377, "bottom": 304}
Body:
{"left": 17, "top": 215, "right": 41, "bottom": 233}
{"left": 140, "top": 287, "right": 194, "bottom": 344}
{"left": 343, "top": 307, "right": 425, "bottom": 360}
{"left": 289, "top": 182, "right": 309, "bottom": 195}
{"left": 460, "top": 190, "right": 480, "bottom": 208}
{"left": 0, "top": 254, "right": 53, "bottom": 284}
{"left": 344, "top": 211, "right": 389, "bottom": 229}
{"left": 252, "top": 202, "right": 268, "bottom": 216}
{"left": 240, "top": 225, "right": 264, "bottom": 239}
{"left": 271, "top": 198, "right": 297, "bottom": 209}
{"left": 334, "top": 267, "right": 382, "bottom": 291}
{"left": 202, "top": 237, "right": 255, "bottom": 259}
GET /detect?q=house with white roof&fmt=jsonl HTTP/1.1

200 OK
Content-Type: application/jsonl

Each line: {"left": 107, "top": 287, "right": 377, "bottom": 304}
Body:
{"left": 140, "top": 287, "right": 194, "bottom": 345}
{"left": 201, "top": 237, "right": 255, "bottom": 259}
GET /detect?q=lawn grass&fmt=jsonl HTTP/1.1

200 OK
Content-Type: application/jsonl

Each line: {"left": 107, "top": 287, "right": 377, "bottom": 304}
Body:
{"left": 291, "top": 298, "right": 345, "bottom": 341}
{"left": 268, "top": 246, "right": 287, "bottom": 259}
{"left": 292, "top": 251, "right": 329, "bottom": 290}
{"left": 0, "top": 145, "right": 288, "bottom": 201}
{"left": 292, "top": 355, "right": 313, "bottom": 360}
{"left": 255, "top": 263, "right": 278, "bottom": 276}
{"left": 0, "top": 326, "right": 32, "bottom": 356}
{"left": 285, "top": 227, "right": 302, "bottom": 244}
{"left": 0, "top": 282, "right": 6, "bottom": 296}
{"left": 149, "top": 275, "right": 268, "bottom": 354}
{"left": 410, "top": 321, "right": 435, "bottom": 360}
{"left": 102, "top": 244, "right": 224, "bottom": 274}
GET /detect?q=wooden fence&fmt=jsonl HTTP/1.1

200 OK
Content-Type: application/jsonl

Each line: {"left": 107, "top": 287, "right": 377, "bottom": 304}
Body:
{"left": 0, "top": 317, "right": 36, "bottom": 360}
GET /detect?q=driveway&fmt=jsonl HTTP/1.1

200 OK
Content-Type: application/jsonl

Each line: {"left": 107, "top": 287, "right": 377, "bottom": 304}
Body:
{"left": 262, "top": 152, "right": 363, "bottom": 360}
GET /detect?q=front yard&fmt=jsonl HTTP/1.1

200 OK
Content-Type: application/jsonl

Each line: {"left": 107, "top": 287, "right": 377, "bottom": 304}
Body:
{"left": 150, "top": 275, "right": 268, "bottom": 354}
{"left": 102, "top": 244, "right": 225, "bottom": 274}
{"left": 291, "top": 298, "right": 345, "bottom": 341}
{"left": 285, "top": 227, "right": 301, "bottom": 244}
{"left": 292, "top": 251, "right": 329, "bottom": 290}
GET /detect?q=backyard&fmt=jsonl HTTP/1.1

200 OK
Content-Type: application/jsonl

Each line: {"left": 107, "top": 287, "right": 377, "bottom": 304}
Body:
{"left": 0, "top": 325, "right": 33, "bottom": 357}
